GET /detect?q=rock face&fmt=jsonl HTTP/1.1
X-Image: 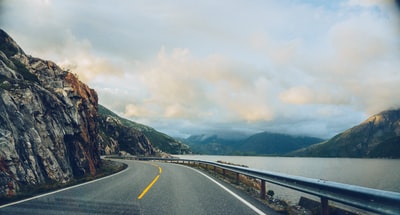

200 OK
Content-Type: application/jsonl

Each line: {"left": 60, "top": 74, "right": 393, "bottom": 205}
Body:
{"left": 291, "top": 109, "right": 400, "bottom": 158}
{"left": 98, "top": 104, "right": 190, "bottom": 155}
{"left": 97, "top": 105, "right": 156, "bottom": 156}
{"left": 0, "top": 29, "right": 188, "bottom": 198}
{"left": 0, "top": 29, "right": 101, "bottom": 197}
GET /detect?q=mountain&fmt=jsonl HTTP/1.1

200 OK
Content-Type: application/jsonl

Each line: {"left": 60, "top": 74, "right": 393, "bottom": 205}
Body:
{"left": 98, "top": 105, "right": 190, "bottom": 155}
{"left": 184, "top": 132, "right": 323, "bottom": 155}
{"left": 290, "top": 109, "right": 400, "bottom": 158}
{"left": 0, "top": 29, "right": 102, "bottom": 197}
{"left": 238, "top": 132, "right": 324, "bottom": 155}
{"left": 0, "top": 29, "right": 168, "bottom": 199}
{"left": 97, "top": 105, "right": 156, "bottom": 156}
{"left": 183, "top": 134, "right": 239, "bottom": 155}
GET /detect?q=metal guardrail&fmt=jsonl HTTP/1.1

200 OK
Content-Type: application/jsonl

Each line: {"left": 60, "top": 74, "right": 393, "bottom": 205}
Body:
{"left": 127, "top": 156, "right": 400, "bottom": 215}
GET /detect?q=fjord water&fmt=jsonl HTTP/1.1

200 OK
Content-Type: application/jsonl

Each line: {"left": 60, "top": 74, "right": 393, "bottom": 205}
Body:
{"left": 178, "top": 155, "right": 400, "bottom": 204}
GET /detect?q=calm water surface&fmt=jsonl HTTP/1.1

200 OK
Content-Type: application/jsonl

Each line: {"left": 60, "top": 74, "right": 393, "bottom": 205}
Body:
{"left": 178, "top": 155, "right": 400, "bottom": 204}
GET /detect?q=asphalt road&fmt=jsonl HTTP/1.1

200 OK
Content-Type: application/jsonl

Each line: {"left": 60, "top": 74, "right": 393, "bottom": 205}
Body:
{"left": 0, "top": 160, "right": 277, "bottom": 215}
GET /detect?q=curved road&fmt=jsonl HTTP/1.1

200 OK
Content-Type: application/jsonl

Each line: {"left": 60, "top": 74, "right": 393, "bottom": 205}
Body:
{"left": 0, "top": 160, "right": 276, "bottom": 215}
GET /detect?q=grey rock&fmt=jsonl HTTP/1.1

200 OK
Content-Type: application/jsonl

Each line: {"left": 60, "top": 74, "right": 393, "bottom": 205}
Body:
{"left": 0, "top": 29, "right": 100, "bottom": 197}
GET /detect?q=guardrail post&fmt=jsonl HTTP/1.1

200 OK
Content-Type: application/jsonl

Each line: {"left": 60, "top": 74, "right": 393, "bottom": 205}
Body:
{"left": 321, "top": 197, "right": 329, "bottom": 215}
{"left": 260, "top": 180, "right": 266, "bottom": 199}
{"left": 236, "top": 173, "right": 240, "bottom": 184}
{"left": 154, "top": 157, "right": 400, "bottom": 215}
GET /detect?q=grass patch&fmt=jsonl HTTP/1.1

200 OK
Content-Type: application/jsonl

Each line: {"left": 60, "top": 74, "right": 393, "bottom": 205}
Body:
{"left": 0, "top": 74, "right": 12, "bottom": 90}
{"left": 10, "top": 59, "right": 39, "bottom": 83}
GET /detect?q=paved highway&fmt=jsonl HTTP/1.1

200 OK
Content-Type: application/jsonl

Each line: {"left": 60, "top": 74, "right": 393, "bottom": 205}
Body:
{"left": 0, "top": 160, "right": 277, "bottom": 215}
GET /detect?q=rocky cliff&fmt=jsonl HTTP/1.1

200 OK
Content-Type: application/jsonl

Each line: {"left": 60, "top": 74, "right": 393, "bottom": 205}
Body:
{"left": 0, "top": 29, "right": 180, "bottom": 199}
{"left": 290, "top": 109, "right": 400, "bottom": 158}
{"left": 97, "top": 105, "right": 156, "bottom": 156}
{"left": 0, "top": 29, "right": 101, "bottom": 197}
{"left": 97, "top": 105, "right": 189, "bottom": 156}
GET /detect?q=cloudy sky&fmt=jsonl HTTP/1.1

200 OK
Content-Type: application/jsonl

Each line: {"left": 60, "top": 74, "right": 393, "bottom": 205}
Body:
{"left": 1, "top": 0, "right": 399, "bottom": 139}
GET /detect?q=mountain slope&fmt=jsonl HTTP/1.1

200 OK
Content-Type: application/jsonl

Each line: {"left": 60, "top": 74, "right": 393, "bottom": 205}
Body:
{"left": 98, "top": 105, "right": 190, "bottom": 155}
{"left": 97, "top": 105, "right": 156, "bottom": 156}
{"left": 238, "top": 132, "right": 324, "bottom": 155}
{"left": 290, "top": 109, "right": 400, "bottom": 158}
{"left": 183, "top": 134, "right": 239, "bottom": 155}
{"left": 184, "top": 132, "right": 323, "bottom": 155}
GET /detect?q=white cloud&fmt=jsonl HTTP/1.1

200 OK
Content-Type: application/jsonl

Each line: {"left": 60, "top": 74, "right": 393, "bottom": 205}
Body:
{"left": 279, "top": 86, "right": 314, "bottom": 105}
{"left": 124, "top": 104, "right": 151, "bottom": 118}
{"left": 346, "top": 0, "right": 394, "bottom": 8}
{"left": 123, "top": 47, "right": 274, "bottom": 122}
{"left": 1, "top": 0, "right": 399, "bottom": 138}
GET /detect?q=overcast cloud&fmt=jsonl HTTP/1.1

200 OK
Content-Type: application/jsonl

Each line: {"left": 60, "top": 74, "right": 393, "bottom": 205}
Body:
{"left": 1, "top": 0, "right": 399, "bottom": 138}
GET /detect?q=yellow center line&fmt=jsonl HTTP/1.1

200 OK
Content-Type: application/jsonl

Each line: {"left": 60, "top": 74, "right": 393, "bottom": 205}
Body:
{"left": 137, "top": 164, "right": 162, "bottom": 200}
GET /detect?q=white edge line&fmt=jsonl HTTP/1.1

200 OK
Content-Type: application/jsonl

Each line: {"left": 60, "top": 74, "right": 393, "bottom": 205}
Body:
{"left": 0, "top": 163, "right": 129, "bottom": 209}
{"left": 183, "top": 165, "right": 266, "bottom": 215}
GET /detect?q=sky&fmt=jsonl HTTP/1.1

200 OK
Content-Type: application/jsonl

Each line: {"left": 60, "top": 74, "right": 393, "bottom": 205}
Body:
{"left": 1, "top": 0, "right": 399, "bottom": 139}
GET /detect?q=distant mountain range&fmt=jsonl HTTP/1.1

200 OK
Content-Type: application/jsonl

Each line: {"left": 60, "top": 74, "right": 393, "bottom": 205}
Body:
{"left": 184, "top": 108, "right": 400, "bottom": 158}
{"left": 182, "top": 132, "right": 324, "bottom": 155}
{"left": 290, "top": 109, "right": 400, "bottom": 158}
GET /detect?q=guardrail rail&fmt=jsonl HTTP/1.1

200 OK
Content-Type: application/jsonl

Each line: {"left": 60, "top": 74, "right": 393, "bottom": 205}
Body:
{"left": 116, "top": 156, "right": 400, "bottom": 215}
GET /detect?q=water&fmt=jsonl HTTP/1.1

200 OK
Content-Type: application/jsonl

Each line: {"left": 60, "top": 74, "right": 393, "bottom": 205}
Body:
{"left": 177, "top": 155, "right": 400, "bottom": 204}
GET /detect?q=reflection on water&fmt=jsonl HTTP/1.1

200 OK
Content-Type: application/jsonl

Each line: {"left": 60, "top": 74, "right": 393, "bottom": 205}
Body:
{"left": 178, "top": 155, "right": 400, "bottom": 203}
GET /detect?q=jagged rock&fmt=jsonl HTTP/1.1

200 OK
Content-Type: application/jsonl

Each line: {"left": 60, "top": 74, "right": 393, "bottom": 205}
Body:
{"left": 0, "top": 28, "right": 167, "bottom": 198}
{"left": 0, "top": 29, "right": 186, "bottom": 198}
{"left": 0, "top": 29, "right": 100, "bottom": 197}
{"left": 97, "top": 114, "right": 156, "bottom": 156}
{"left": 97, "top": 104, "right": 190, "bottom": 155}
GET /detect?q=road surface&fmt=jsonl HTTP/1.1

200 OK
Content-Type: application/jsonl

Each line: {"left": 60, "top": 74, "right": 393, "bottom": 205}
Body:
{"left": 0, "top": 160, "right": 277, "bottom": 215}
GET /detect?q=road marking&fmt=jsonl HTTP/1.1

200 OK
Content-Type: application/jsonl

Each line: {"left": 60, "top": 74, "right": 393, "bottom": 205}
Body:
{"left": 186, "top": 166, "right": 266, "bottom": 215}
{"left": 0, "top": 163, "right": 129, "bottom": 208}
{"left": 137, "top": 163, "right": 162, "bottom": 200}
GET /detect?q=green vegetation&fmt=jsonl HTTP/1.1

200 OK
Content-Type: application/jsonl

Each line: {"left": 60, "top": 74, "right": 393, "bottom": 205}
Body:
{"left": 98, "top": 104, "right": 190, "bottom": 154}
{"left": 290, "top": 109, "right": 400, "bottom": 158}
{"left": 184, "top": 132, "right": 323, "bottom": 156}
{"left": 239, "top": 132, "right": 323, "bottom": 155}
{"left": 0, "top": 74, "right": 7, "bottom": 82}
{"left": 10, "top": 59, "right": 39, "bottom": 83}
{"left": 292, "top": 129, "right": 399, "bottom": 158}
{"left": 0, "top": 74, "right": 11, "bottom": 90}
{"left": 369, "top": 136, "right": 400, "bottom": 158}
{"left": 267, "top": 190, "right": 275, "bottom": 198}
